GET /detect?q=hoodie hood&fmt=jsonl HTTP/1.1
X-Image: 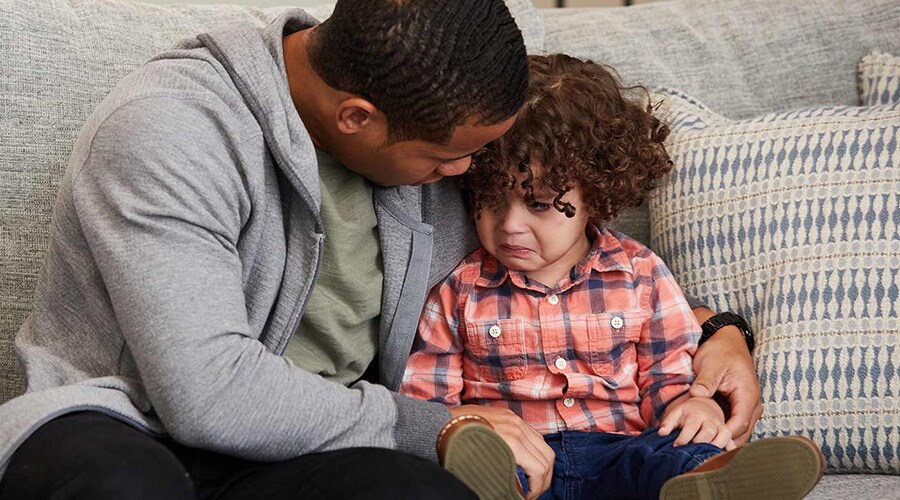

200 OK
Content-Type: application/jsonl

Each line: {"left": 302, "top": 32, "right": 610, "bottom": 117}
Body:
{"left": 197, "top": 10, "right": 322, "bottom": 218}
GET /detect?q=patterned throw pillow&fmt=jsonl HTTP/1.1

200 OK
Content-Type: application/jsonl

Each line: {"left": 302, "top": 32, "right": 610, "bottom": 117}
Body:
{"left": 648, "top": 89, "right": 900, "bottom": 474}
{"left": 861, "top": 51, "right": 900, "bottom": 106}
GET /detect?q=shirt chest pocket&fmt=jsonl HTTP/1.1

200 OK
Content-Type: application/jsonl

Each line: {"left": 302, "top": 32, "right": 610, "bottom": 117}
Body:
{"left": 463, "top": 318, "right": 527, "bottom": 382}
{"left": 585, "top": 311, "right": 646, "bottom": 388}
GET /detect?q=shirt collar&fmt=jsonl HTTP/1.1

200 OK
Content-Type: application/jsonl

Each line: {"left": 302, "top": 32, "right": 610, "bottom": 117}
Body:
{"left": 474, "top": 224, "right": 634, "bottom": 292}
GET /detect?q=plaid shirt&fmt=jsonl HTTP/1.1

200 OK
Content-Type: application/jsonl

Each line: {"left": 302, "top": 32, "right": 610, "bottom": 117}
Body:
{"left": 401, "top": 226, "right": 700, "bottom": 435}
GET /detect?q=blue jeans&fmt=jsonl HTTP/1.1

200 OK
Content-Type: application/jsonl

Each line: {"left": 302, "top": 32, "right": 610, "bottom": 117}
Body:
{"left": 516, "top": 428, "right": 721, "bottom": 500}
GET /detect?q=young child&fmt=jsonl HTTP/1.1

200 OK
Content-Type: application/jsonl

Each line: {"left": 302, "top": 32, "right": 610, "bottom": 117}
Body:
{"left": 401, "top": 54, "right": 823, "bottom": 500}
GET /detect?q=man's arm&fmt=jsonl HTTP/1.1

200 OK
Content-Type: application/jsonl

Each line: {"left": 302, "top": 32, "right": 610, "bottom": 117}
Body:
{"left": 73, "top": 97, "right": 448, "bottom": 462}
{"left": 689, "top": 306, "right": 763, "bottom": 446}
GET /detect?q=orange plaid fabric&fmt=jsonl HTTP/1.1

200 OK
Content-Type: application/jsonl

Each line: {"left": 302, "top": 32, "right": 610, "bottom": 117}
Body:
{"left": 401, "top": 226, "right": 700, "bottom": 435}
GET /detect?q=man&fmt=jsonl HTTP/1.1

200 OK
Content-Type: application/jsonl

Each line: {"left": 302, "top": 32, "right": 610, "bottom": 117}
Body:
{"left": 0, "top": 1, "right": 761, "bottom": 498}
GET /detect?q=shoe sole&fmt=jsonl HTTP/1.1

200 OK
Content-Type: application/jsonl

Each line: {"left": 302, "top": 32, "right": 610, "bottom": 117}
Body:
{"left": 660, "top": 436, "right": 825, "bottom": 500}
{"left": 442, "top": 424, "right": 523, "bottom": 500}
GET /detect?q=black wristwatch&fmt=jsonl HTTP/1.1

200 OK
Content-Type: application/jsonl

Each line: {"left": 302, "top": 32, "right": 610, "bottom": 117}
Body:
{"left": 699, "top": 311, "right": 755, "bottom": 353}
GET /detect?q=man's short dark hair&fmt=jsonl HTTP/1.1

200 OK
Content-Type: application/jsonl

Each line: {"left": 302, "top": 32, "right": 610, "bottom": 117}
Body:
{"left": 308, "top": 0, "right": 528, "bottom": 144}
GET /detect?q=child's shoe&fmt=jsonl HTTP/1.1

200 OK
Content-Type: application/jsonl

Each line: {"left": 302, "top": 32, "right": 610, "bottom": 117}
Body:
{"left": 661, "top": 435, "right": 825, "bottom": 500}
{"left": 437, "top": 415, "right": 524, "bottom": 500}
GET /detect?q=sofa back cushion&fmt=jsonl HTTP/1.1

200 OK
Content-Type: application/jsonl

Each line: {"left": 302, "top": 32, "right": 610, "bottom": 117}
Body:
{"left": 0, "top": 0, "right": 543, "bottom": 404}
{"left": 541, "top": 0, "right": 900, "bottom": 246}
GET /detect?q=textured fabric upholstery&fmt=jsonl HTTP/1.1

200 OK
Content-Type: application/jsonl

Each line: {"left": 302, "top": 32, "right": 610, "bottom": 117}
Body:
{"left": 649, "top": 87, "right": 899, "bottom": 473}
{"left": 861, "top": 51, "right": 900, "bottom": 106}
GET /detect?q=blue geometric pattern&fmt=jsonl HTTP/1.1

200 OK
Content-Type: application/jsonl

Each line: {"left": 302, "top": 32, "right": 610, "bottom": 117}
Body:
{"left": 861, "top": 51, "right": 900, "bottom": 107}
{"left": 649, "top": 88, "right": 900, "bottom": 474}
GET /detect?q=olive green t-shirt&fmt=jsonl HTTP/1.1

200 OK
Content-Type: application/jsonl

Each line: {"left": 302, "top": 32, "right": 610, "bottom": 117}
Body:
{"left": 283, "top": 149, "right": 383, "bottom": 385}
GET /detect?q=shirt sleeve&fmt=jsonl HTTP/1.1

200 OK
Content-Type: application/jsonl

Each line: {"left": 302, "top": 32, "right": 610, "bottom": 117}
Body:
{"left": 653, "top": 253, "right": 708, "bottom": 310}
{"left": 399, "top": 275, "right": 466, "bottom": 406}
{"left": 636, "top": 253, "right": 702, "bottom": 427}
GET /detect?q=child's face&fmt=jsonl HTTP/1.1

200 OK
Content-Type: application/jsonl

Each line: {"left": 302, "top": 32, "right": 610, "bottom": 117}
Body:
{"left": 475, "top": 168, "right": 592, "bottom": 287}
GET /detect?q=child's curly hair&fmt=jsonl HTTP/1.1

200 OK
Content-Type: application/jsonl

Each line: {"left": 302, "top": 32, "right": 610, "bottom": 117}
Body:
{"left": 461, "top": 54, "right": 672, "bottom": 224}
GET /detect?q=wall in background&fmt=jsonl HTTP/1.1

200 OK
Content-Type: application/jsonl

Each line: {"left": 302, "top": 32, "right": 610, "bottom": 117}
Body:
{"left": 138, "top": 0, "right": 326, "bottom": 6}
{"left": 533, "top": 0, "right": 660, "bottom": 6}
{"left": 136, "top": 0, "right": 659, "bottom": 7}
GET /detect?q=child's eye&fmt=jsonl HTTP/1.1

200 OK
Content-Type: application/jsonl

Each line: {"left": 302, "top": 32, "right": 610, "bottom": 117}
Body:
{"left": 527, "top": 201, "right": 551, "bottom": 212}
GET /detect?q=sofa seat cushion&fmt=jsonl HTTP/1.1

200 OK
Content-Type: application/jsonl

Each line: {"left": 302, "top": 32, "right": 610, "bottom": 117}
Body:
{"left": 808, "top": 474, "right": 900, "bottom": 499}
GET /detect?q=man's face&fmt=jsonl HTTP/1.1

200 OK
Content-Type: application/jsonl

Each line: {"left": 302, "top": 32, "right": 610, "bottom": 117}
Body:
{"left": 342, "top": 115, "right": 517, "bottom": 187}
{"left": 474, "top": 168, "right": 591, "bottom": 287}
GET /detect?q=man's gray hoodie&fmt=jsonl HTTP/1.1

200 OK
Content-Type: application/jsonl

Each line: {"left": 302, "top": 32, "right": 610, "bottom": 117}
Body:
{"left": 0, "top": 10, "right": 483, "bottom": 476}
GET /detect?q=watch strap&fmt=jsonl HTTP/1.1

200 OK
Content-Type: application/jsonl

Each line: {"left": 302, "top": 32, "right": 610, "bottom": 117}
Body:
{"left": 699, "top": 311, "right": 755, "bottom": 352}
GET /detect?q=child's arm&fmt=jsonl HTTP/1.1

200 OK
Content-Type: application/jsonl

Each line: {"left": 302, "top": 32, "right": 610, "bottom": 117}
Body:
{"left": 658, "top": 393, "right": 735, "bottom": 449}
{"left": 399, "top": 277, "right": 465, "bottom": 405}
{"left": 636, "top": 253, "right": 702, "bottom": 428}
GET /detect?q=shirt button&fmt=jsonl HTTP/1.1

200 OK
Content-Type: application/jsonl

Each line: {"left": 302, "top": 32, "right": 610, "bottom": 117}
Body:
{"left": 563, "top": 397, "right": 575, "bottom": 408}
{"left": 555, "top": 357, "right": 568, "bottom": 370}
{"left": 547, "top": 294, "right": 559, "bottom": 305}
{"left": 488, "top": 325, "right": 502, "bottom": 338}
{"left": 610, "top": 316, "right": 624, "bottom": 329}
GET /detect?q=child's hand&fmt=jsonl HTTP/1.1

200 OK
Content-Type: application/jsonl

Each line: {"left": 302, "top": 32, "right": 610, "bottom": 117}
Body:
{"left": 659, "top": 396, "right": 736, "bottom": 450}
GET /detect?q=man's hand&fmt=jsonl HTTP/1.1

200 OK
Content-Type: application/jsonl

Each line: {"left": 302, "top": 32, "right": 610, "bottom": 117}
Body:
{"left": 690, "top": 308, "right": 763, "bottom": 446}
{"left": 659, "top": 394, "right": 735, "bottom": 449}
{"left": 448, "top": 405, "right": 554, "bottom": 499}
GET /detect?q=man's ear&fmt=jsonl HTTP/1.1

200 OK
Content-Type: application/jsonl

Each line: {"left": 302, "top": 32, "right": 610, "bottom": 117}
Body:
{"left": 335, "top": 97, "right": 381, "bottom": 135}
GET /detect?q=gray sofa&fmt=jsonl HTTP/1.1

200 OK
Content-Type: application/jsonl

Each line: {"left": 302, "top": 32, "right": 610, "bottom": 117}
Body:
{"left": 1, "top": 0, "right": 897, "bottom": 496}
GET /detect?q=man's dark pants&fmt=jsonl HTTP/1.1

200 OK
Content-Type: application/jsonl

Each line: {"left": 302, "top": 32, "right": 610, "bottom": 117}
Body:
{"left": 0, "top": 412, "right": 475, "bottom": 499}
